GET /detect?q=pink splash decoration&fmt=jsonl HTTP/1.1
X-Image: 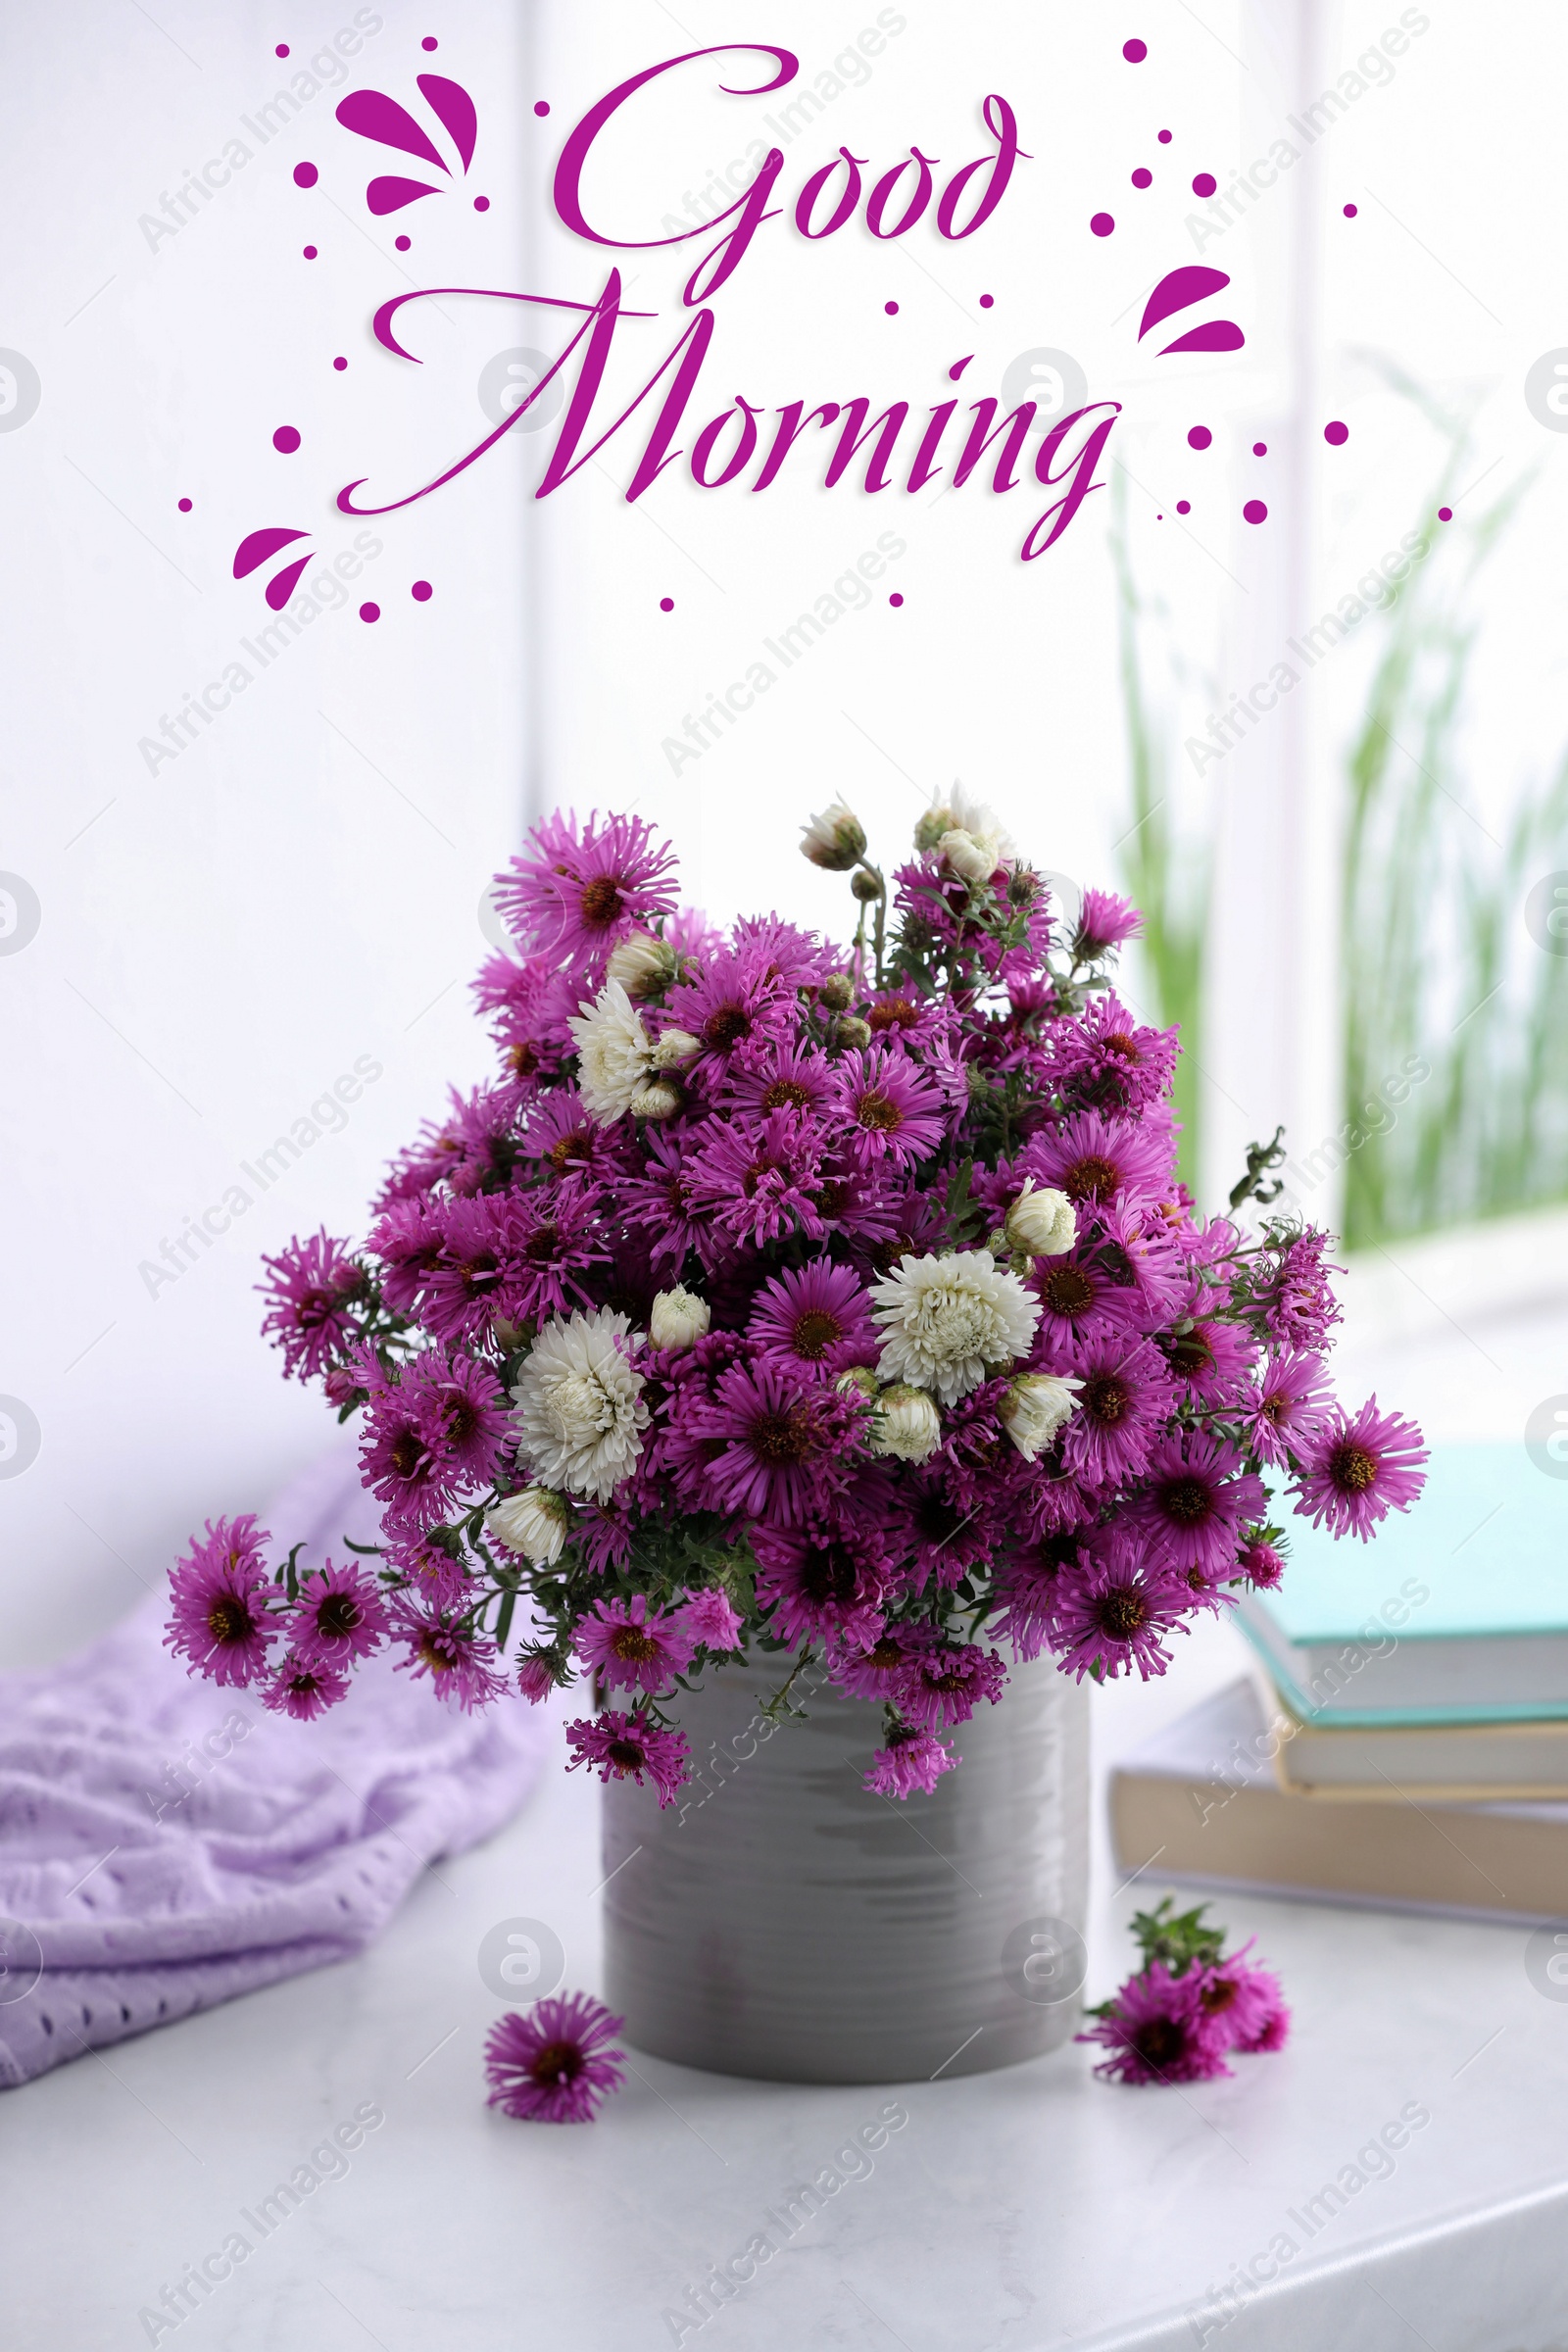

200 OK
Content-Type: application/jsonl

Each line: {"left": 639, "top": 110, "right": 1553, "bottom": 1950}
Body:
{"left": 413, "top": 580, "right": 433, "bottom": 601}
{"left": 1438, "top": 506, "right": 1452, "bottom": 521}
{"left": 272, "top": 426, "right": 301, "bottom": 454}
{"left": 1344, "top": 202, "right": 1358, "bottom": 218}
{"left": 1252, "top": 441, "right": 1267, "bottom": 456}
{"left": 1324, "top": 419, "right": 1348, "bottom": 446}
{"left": 885, "top": 300, "right": 899, "bottom": 315}
{"left": 1140, "top": 267, "right": 1229, "bottom": 341}
{"left": 889, "top": 592, "right": 905, "bottom": 607}
{"left": 533, "top": 100, "right": 550, "bottom": 117}
{"left": 1091, "top": 213, "right": 1115, "bottom": 236}
{"left": 333, "top": 356, "right": 348, "bottom": 370}
{"left": 360, "top": 602, "right": 380, "bottom": 622}
{"left": 1193, "top": 172, "right": 1217, "bottom": 198}
{"left": 474, "top": 195, "right": 490, "bottom": 211}
{"left": 979, "top": 292, "right": 994, "bottom": 307}
{"left": 275, "top": 44, "right": 289, "bottom": 59}
{"left": 368, "top": 175, "right": 441, "bottom": 215}
{"left": 177, "top": 497, "right": 192, "bottom": 513}
{"left": 1188, "top": 425, "right": 1211, "bottom": 450}
{"left": 659, "top": 597, "right": 674, "bottom": 612}
{"left": 417, "top": 74, "right": 477, "bottom": 170}
{"left": 293, "top": 162, "right": 318, "bottom": 188}
{"left": 1176, "top": 500, "right": 1191, "bottom": 514}
{"left": 233, "top": 527, "right": 312, "bottom": 612}
{"left": 1123, "top": 38, "right": 1147, "bottom": 62}
{"left": 337, "top": 90, "right": 449, "bottom": 175}
{"left": 395, "top": 234, "right": 412, "bottom": 251}
{"left": 1132, "top": 168, "right": 1152, "bottom": 189}
{"left": 302, "top": 245, "right": 318, "bottom": 260}
{"left": 1162, "top": 319, "right": 1245, "bottom": 356}
{"left": 1157, "top": 128, "right": 1172, "bottom": 143}
{"left": 1244, "top": 500, "right": 1268, "bottom": 524}
{"left": 422, "top": 34, "right": 438, "bottom": 49}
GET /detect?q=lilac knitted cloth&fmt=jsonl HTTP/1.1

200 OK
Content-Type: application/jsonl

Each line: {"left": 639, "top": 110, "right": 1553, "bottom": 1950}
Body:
{"left": 0, "top": 1447, "right": 550, "bottom": 2089}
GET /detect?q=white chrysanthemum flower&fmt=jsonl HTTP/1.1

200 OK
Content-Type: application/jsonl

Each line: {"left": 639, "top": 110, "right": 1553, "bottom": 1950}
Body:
{"left": 650, "top": 1285, "right": 710, "bottom": 1352}
{"left": 606, "top": 930, "right": 676, "bottom": 1000}
{"left": 999, "top": 1373, "right": 1083, "bottom": 1461}
{"left": 800, "top": 797, "right": 868, "bottom": 871}
{"left": 487, "top": 1486, "right": 569, "bottom": 1565}
{"left": 1004, "top": 1182, "right": 1078, "bottom": 1258}
{"left": 938, "top": 825, "right": 1004, "bottom": 885}
{"left": 870, "top": 1249, "right": 1041, "bottom": 1406}
{"left": 872, "top": 1383, "right": 942, "bottom": 1463}
{"left": 568, "top": 979, "right": 653, "bottom": 1124}
{"left": 629, "top": 1077, "right": 682, "bottom": 1121}
{"left": 915, "top": 781, "right": 1014, "bottom": 859}
{"left": 512, "top": 1307, "right": 649, "bottom": 1502}
{"left": 651, "top": 1026, "right": 701, "bottom": 1068}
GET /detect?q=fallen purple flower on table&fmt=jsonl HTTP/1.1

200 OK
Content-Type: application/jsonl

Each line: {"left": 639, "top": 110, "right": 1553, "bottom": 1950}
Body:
{"left": 484, "top": 1990, "right": 627, "bottom": 2122}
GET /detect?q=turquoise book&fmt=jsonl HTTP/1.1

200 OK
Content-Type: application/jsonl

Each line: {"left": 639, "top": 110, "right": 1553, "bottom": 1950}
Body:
{"left": 1235, "top": 1443, "right": 1568, "bottom": 1726}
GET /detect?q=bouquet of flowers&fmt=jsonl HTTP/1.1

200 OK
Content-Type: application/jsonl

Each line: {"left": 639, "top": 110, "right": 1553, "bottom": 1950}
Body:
{"left": 166, "top": 787, "right": 1426, "bottom": 1812}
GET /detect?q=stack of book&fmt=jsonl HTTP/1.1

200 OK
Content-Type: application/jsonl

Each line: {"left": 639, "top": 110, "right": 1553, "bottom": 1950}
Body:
{"left": 1110, "top": 1445, "right": 1568, "bottom": 1923}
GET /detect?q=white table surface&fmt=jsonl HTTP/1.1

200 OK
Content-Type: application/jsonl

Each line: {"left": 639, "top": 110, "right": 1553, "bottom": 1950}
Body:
{"left": 10, "top": 1283, "right": 1568, "bottom": 2352}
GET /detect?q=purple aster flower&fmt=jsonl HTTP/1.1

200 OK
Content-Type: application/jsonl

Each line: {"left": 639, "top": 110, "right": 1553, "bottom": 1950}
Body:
{"left": 1237, "top": 1537, "right": 1286, "bottom": 1590}
{"left": 717, "top": 1038, "right": 835, "bottom": 1119}
{"left": 1163, "top": 1313, "right": 1259, "bottom": 1410}
{"left": 476, "top": 955, "right": 579, "bottom": 1099}
{"left": 165, "top": 1515, "right": 276, "bottom": 1687}
{"left": 384, "top": 1531, "right": 474, "bottom": 1612}
{"left": 676, "top": 1587, "right": 746, "bottom": 1652}
{"left": 1192, "top": 1944, "right": 1286, "bottom": 2051}
{"left": 863, "top": 984, "right": 949, "bottom": 1048}
{"left": 1040, "top": 993, "right": 1178, "bottom": 1116}
{"left": 572, "top": 1593, "right": 697, "bottom": 1694}
{"left": 862, "top": 1721, "right": 958, "bottom": 1799}
{"left": 1022, "top": 1109, "right": 1177, "bottom": 1209}
{"left": 1058, "top": 1337, "right": 1173, "bottom": 1487}
{"left": 1028, "top": 1242, "right": 1148, "bottom": 1350}
{"left": 827, "top": 1626, "right": 914, "bottom": 1701}
{"left": 666, "top": 942, "right": 799, "bottom": 1069}
{"left": 893, "top": 1636, "right": 1006, "bottom": 1729}
{"left": 1051, "top": 1531, "right": 1191, "bottom": 1683}
{"left": 1295, "top": 1397, "right": 1428, "bottom": 1541}
{"left": 618, "top": 1124, "right": 720, "bottom": 1270}
{"left": 516, "top": 1650, "right": 559, "bottom": 1704}
{"left": 753, "top": 1524, "right": 891, "bottom": 1647}
{"left": 1072, "top": 886, "right": 1143, "bottom": 962}
{"left": 684, "top": 1110, "right": 830, "bottom": 1249}
{"left": 729, "top": 911, "right": 835, "bottom": 989}
{"left": 518, "top": 1084, "right": 627, "bottom": 1184}
{"left": 1128, "top": 1432, "right": 1267, "bottom": 1578}
{"left": 1236, "top": 1995, "right": 1292, "bottom": 2054}
{"left": 262, "top": 1650, "right": 352, "bottom": 1719}
{"left": 392, "top": 1607, "right": 510, "bottom": 1711}
{"left": 483, "top": 1991, "right": 627, "bottom": 2122}
{"left": 376, "top": 1084, "right": 519, "bottom": 1206}
{"left": 748, "top": 1261, "right": 876, "bottom": 1380}
{"left": 681, "top": 1361, "right": 864, "bottom": 1526}
{"left": 359, "top": 1353, "right": 503, "bottom": 1535}
{"left": 1076, "top": 1962, "right": 1233, "bottom": 2084}
{"left": 290, "top": 1560, "right": 391, "bottom": 1665}
{"left": 830, "top": 1044, "right": 949, "bottom": 1169}
{"left": 565, "top": 1708, "right": 691, "bottom": 1807}
{"left": 258, "top": 1230, "right": 364, "bottom": 1382}
{"left": 494, "top": 808, "right": 679, "bottom": 970}
{"left": 1257, "top": 1225, "right": 1344, "bottom": 1350}
{"left": 896, "top": 1474, "right": 998, "bottom": 1589}
{"left": 1248, "top": 1349, "right": 1332, "bottom": 1468}
{"left": 990, "top": 1528, "right": 1090, "bottom": 1660}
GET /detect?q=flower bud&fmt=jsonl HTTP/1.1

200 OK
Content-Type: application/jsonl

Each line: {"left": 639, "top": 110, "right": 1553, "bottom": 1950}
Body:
{"left": 629, "top": 1077, "right": 682, "bottom": 1121}
{"left": 872, "top": 1382, "right": 942, "bottom": 1463}
{"left": 836, "top": 1365, "right": 880, "bottom": 1401}
{"left": 606, "top": 930, "right": 677, "bottom": 1000}
{"left": 818, "top": 971, "right": 855, "bottom": 1011}
{"left": 651, "top": 1027, "right": 701, "bottom": 1069}
{"left": 800, "top": 798, "right": 868, "bottom": 871}
{"left": 939, "top": 826, "right": 1004, "bottom": 885}
{"left": 516, "top": 1650, "right": 559, "bottom": 1703}
{"left": 914, "top": 791, "right": 957, "bottom": 854}
{"left": 999, "top": 1374, "right": 1082, "bottom": 1461}
{"left": 650, "top": 1285, "right": 711, "bottom": 1352}
{"left": 487, "top": 1487, "right": 570, "bottom": 1565}
{"left": 1004, "top": 1182, "right": 1077, "bottom": 1258}
{"left": 850, "top": 867, "right": 883, "bottom": 903}
{"left": 837, "top": 1016, "right": 872, "bottom": 1049}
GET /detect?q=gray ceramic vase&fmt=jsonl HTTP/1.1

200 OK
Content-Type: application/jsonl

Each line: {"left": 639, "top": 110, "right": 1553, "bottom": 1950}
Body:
{"left": 602, "top": 1652, "right": 1090, "bottom": 2083}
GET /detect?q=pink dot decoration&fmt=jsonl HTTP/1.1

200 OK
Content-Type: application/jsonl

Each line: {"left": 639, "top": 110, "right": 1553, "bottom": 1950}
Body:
{"left": 333, "top": 356, "right": 347, "bottom": 370}
{"left": 1131, "top": 168, "right": 1152, "bottom": 189}
{"left": 1438, "top": 506, "right": 1452, "bottom": 521}
{"left": 1193, "top": 172, "right": 1217, "bottom": 198}
{"left": 395, "top": 235, "right": 412, "bottom": 252}
{"left": 177, "top": 497, "right": 192, "bottom": 513}
{"left": 1344, "top": 203, "right": 1358, "bottom": 218}
{"left": 275, "top": 44, "right": 289, "bottom": 59}
{"left": 1157, "top": 128, "right": 1172, "bottom": 143}
{"left": 533, "top": 100, "right": 550, "bottom": 117}
{"left": 1123, "top": 38, "right": 1148, "bottom": 62}
{"left": 1244, "top": 500, "right": 1268, "bottom": 525}
{"left": 302, "top": 245, "right": 318, "bottom": 260}
{"left": 1176, "top": 500, "right": 1191, "bottom": 514}
{"left": 1187, "top": 425, "right": 1211, "bottom": 450}
{"left": 360, "top": 602, "right": 380, "bottom": 623}
{"left": 1091, "top": 212, "right": 1115, "bottom": 237}
{"left": 413, "top": 580, "right": 432, "bottom": 602}
{"left": 293, "top": 162, "right": 318, "bottom": 189}
{"left": 889, "top": 593, "right": 904, "bottom": 607}
{"left": 422, "top": 34, "right": 438, "bottom": 49}
{"left": 473, "top": 196, "right": 490, "bottom": 212}
{"left": 885, "top": 301, "right": 899, "bottom": 315}
{"left": 272, "top": 425, "right": 301, "bottom": 454}
{"left": 659, "top": 597, "right": 674, "bottom": 612}
{"left": 1324, "top": 419, "right": 1348, "bottom": 446}
{"left": 979, "top": 293, "right": 994, "bottom": 308}
{"left": 1252, "top": 441, "right": 1267, "bottom": 456}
